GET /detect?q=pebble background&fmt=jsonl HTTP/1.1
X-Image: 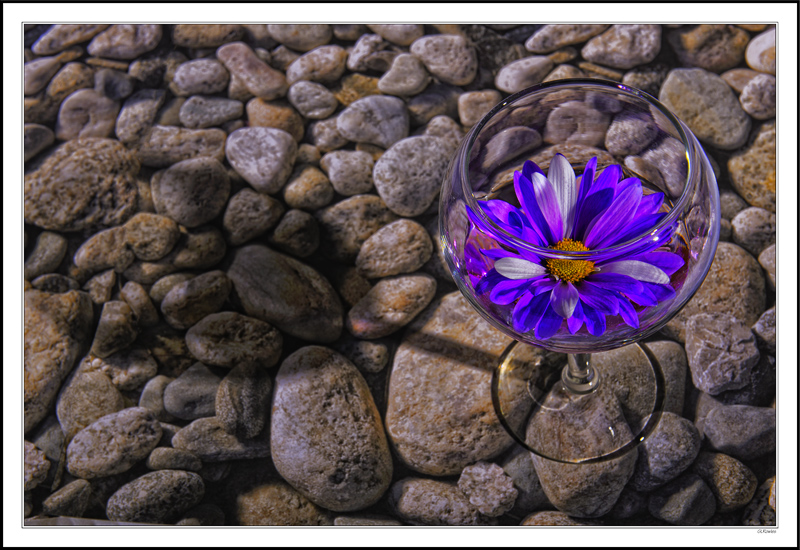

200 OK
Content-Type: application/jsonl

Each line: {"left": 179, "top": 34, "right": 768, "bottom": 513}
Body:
{"left": 23, "top": 23, "right": 777, "bottom": 526}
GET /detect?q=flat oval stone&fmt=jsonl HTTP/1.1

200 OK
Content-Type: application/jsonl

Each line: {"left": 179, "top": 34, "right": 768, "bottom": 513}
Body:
{"left": 67, "top": 407, "right": 162, "bottom": 479}
{"left": 319, "top": 150, "right": 374, "bottom": 196}
{"left": 25, "top": 56, "right": 62, "bottom": 96}
{"left": 739, "top": 73, "right": 776, "bottom": 120}
{"left": 172, "top": 416, "right": 271, "bottom": 462}
{"left": 90, "top": 300, "right": 138, "bottom": 358}
{"left": 315, "top": 194, "right": 398, "bottom": 262}
{"left": 659, "top": 68, "right": 751, "bottom": 150}
{"left": 160, "top": 270, "right": 232, "bottom": 330}
{"left": 106, "top": 470, "right": 205, "bottom": 524}
{"left": 163, "top": 362, "right": 222, "bottom": 420}
{"left": 227, "top": 244, "right": 343, "bottom": 343}
{"left": 115, "top": 88, "right": 166, "bottom": 144}
{"left": 378, "top": 53, "right": 431, "bottom": 97}
{"left": 124, "top": 212, "right": 181, "bottom": 261}
{"left": 457, "top": 90, "right": 502, "bottom": 127}
{"left": 494, "top": 56, "right": 554, "bottom": 94}
{"left": 581, "top": 24, "right": 661, "bottom": 69}
{"left": 178, "top": 95, "right": 243, "bottom": 129}
{"left": 389, "top": 478, "right": 495, "bottom": 526}
{"left": 87, "top": 24, "right": 162, "bottom": 59}
{"left": 346, "top": 273, "right": 437, "bottom": 339}
{"left": 373, "top": 136, "right": 451, "bottom": 216}
{"left": 170, "top": 58, "right": 230, "bottom": 96}
{"left": 24, "top": 123, "right": 55, "bottom": 162}
{"left": 692, "top": 452, "right": 757, "bottom": 513}
{"left": 271, "top": 346, "right": 392, "bottom": 512}
{"left": 525, "top": 24, "right": 610, "bottom": 53}
{"left": 186, "top": 311, "right": 282, "bottom": 369}
{"left": 648, "top": 472, "right": 716, "bottom": 525}
{"left": 745, "top": 28, "right": 775, "bottom": 74}
{"left": 630, "top": 412, "right": 702, "bottom": 492}
{"left": 286, "top": 45, "right": 348, "bottom": 85}
{"left": 56, "top": 369, "right": 125, "bottom": 436}
{"left": 410, "top": 35, "right": 477, "bottom": 86}
{"left": 222, "top": 187, "right": 285, "bottom": 245}
{"left": 74, "top": 226, "right": 133, "bottom": 274}
{"left": 703, "top": 404, "right": 775, "bottom": 461}
{"left": 225, "top": 127, "right": 297, "bottom": 194}
{"left": 336, "top": 95, "right": 409, "bottom": 149}
{"left": 55, "top": 88, "right": 120, "bottom": 140}
{"left": 25, "top": 138, "right": 139, "bottom": 232}
{"left": 281, "top": 166, "right": 334, "bottom": 211}
{"left": 216, "top": 363, "right": 273, "bottom": 438}
{"left": 267, "top": 24, "right": 332, "bottom": 52}
{"left": 356, "top": 219, "right": 433, "bottom": 279}
{"left": 24, "top": 231, "right": 68, "bottom": 281}
{"left": 667, "top": 24, "right": 749, "bottom": 73}
{"left": 32, "top": 24, "right": 109, "bottom": 55}
{"left": 173, "top": 24, "right": 244, "bottom": 48}
{"left": 135, "top": 125, "right": 226, "bottom": 168}
{"left": 146, "top": 447, "right": 203, "bottom": 472}
{"left": 151, "top": 157, "right": 230, "bottom": 228}
{"left": 42, "top": 479, "right": 92, "bottom": 518}
{"left": 287, "top": 80, "right": 338, "bottom": 119}
{"left": 727, "top": 121, "right": 775, "bottom": 212}
{"left": 367, "top": 24, "right": 424, "bottom": 46}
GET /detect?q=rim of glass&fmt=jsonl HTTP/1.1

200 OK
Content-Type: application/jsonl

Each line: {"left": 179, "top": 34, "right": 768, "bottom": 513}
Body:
{"left": 460, "top": 78, "right": 696, "bottom": 259}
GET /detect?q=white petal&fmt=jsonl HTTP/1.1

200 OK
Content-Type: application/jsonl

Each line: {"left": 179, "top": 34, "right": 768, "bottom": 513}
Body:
{"left": 494, "top": 257, "right": 547, "bottom": 280}
{"left": 548, "top": 154, "right": 577, "bottom": 239}
{"left": 550, "top": 281, "right": 579, "bottom": 318}
{"left": 599, "top": 260, "right": 669, "bottom": 284}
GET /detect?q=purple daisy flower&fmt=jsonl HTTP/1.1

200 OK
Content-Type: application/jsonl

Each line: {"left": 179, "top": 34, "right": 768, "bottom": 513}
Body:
{"left": 465, "top": 154, "right": 684, "bottom": 340}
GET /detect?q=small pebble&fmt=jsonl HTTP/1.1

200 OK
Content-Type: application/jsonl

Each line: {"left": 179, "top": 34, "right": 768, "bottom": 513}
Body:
{"left": 66, "top": 407, "right": 162, "bottom": 479}
{"left": 31, "top": 274, "right": 80, "bottom": 293}
{"left": 543, "top": 100, "right": 611, "bottom": 148}
{"left": 520, "top": 511, "right": 600, "bottom": 526}
{"left": 457, "top": 90, "right": 502, "bottom": 127}
{"left": 525, "top": 24, "right": 610, "bottom": 53}
{"left": 135, "top": 125, "right": 227, "bottom": 168}
{"left": 407, "top": 83, "right": 461, "bottom": 126}
{"left": 268, "top": 208, "right": 320, "bottom": 258}
{"left": 170, "top": 58, "right": 230, "bottom": 96}
{"left": 745, "top": 28, "right": 775, "bottom": 74}
{"left": 581, "top": 24, "right": 661, "bottom": 69}
{"left": 160, "top": 270, "right": 232, "bottom": 330}
{"left": 720, "top": 67, "right": 761, "bottom": 93}
{"left": 24, "top": 231, "right": 67, "bottom": 280}
{"left": 315, "top": 194, "right": 398, "bottom": 262}
{"left": 287, "top": 80, "right": 338, "bottom": 119}
{"left": 742, "top": 477, "right": 776, "bottom": 526}
{"left": 79, "top": 348, "right": 159, "bottom": 392}
{"left": 308, "top": 116, "right": 348, "bottom": 153}
{"left": 334, "top": 336, "right": 391, "bottom": 374}
{"left": 356, "top": 219, "right": 433, "bottom": 279}
{"left": 163, "top": 362, "right": 222, "bottom": 420}
{"left": 494, "top": 56, "right": 554, "bottom": 93}
{"left": 319, "top": 150, "right": 374, "bottom": 196}
{"left": 731, "top": 207, "right": 776, "bottom": 257}
{"left": 367, "top": 24, "right": 424, "bottom": 46}
{"left": 266, "top": 24, "right": 332, "bottom": 52}
{"left": 25, "top": 56, "right": 62, "bottom": 96}
{"left": 377, "top": 53, "right": 431, "bottom": 96}
{"left": 222, "top": 187, "right": 285, "bottom": 245}
{"left": 667, "top": 24, "right": 749, "bottom": 73}
{"left": 216, "top": 362, "right": 273, "bottom": 438}
{"left": 336, "top": 95, "right": 409, "bottom": 149}
{"left": 246, "top": 98, "right": 304, "bottom": 142}
{"left": 703, "top": 404, "right": 776, "bottom": 461}
{"left": 88, "top": 24, "right": 162, "bottom": 60}
{"left": 173, "top": 416, "right": 272, "bottom": 462}
{"left": 32, "top": 24, "right": 109, "bottom": 55}
{"left": 186, "top": 311, "right": 282, "bottom": 369}
{"left": 172, "top": 24, "right": 244, "bottom": 48}
{"left": 106, "top": 470, "right": 205, "bottom": 524}
{"left": 225, "top": 127, "right": 297, "bottom": 194}
{"left": 151, "top": 157, "right": 230, "bottom": 228}
{"left": 138, "top": 375, "right": 177, "bottom": 423}
{"left": 692, "top": 451, "right": 758, "bottom": 512}
{"left": 282, "top": 165, "right": 334, "bottom": 211}
{"left": 114, "top": 88, "right": 166, "bottom": 144}
{"left": 648, "top": 472, "right": 716, "bottom": 526}
{"left": 332, "top": 24, "right": 368, "bottom": 42}
{"left": 727, "top": 120, "right": 775, "bottom": 212}
{"left": 373, "top": 136, "right": 452, "bottom": 217}
{"left": 90, "top": 300, "right": 138, "bottom": 358}
{"left": 286, "top": 45, "right": 348, "bottom": 85}
{"left": 457, "top": 461, "right": 518, "bottom": 517}
{"left": 605, "top": 111, "right": 659, "bottom": 156}
{"left": 622, "top": 62, "right": 670, "bottom": 96}
{"left": 56, "top": 368, "right": 126, "bottom": 436}
{"left": 215, "top": 41, "right": 288, "bottom": 100}
{"left": 685, "top": 312, "right": 761, "bottom": 395}
{"left": 757, "top": 244, "right": 776, "bottom": 292}
{"left": 42, "top": 479, "right": 92, "bottom": 518}
{"left": 55, "top": 89, "right": 120, "bottom": 141}
{"left": 24, "top": 440, "right": 50, "bottom": 491}
{"left": 630, "top": 412, "right": 702, "bottom": 491}
{"left": 178, "top": 95, "right": 243, "bottom": 129}
{"left": 24, "top": 123, "right": 55, "bottom": 162}
{"left": 233, "top": 479, "right": 332, "bottom": 526}
{"left": 389, "top": 478, "right": 495, "bottom": 526}
{"left": 543, "top": 64, "right": 585, "bottom": 82}
{"left": 752, "top": 306, "right": 776, "bottom": 356}
{"left": 719, "top": 189, "right": 749, "bottom": 219}
{"left": 93, "top": 68, "right": 135, "bottom": 101}
{"left": 145, "top": 447, "right": 203, "bottom": 472}
{"left": 739, "top": 73, "right": 776, "bottom": 120}
{"left": 346, "top": 34, "right": 392, "bottom": 73}
{"left": 74, "top": 226, "right": 134, "bottom": 274}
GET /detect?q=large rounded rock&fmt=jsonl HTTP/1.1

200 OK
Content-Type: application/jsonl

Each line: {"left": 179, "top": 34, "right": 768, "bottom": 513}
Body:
{"left": 24, "top": 138, "right": 140, "bottom": 231}
{"left": 389, "top": 478, "right": 495, "bottom": 526}
{"left": 186, "top": 311, "right": 283, "bottom": 369}
{"left": 151, "top": 157, "right": 231, "bottom": 228}
{"left": 106, "top": 470, "right": 205, "bottom": 524}
{"left": 271, "top": 346, "right": 392, "bottom": 512}
{"left": 227, "top": 244, "right": 343, "bottom": 343}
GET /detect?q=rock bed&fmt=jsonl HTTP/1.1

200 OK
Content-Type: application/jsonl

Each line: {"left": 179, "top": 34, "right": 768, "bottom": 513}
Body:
{"left": 23, "top": 24, "right": 776, "bottom": 526}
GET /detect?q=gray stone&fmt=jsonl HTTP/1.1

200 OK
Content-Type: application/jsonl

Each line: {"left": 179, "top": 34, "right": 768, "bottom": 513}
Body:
{"left": 648, "top": 472, "right": 716, "bottom": 525}
{"left": 225, "top": 127, "right": 297, "bottom": 194}
{"left": 667, "top": 24, "right": 749, "bottom": 73}
{"left": 222, "top": 187, "right": 285, "bottom": 245}
{"left": 373, "top": 136, "right": 451, "bottom": 217}
{"left": 55, "top": 88, "right": 120, "bottom": 140}
{"left": 742, "top": 477, "right": 776, "bottom": 526}
{"left": 581, "top": 24, "right": 661, "bottom": 69}
{"left": 138, "top": 375, "right": 177, "bottom": 423}
{"left": 178, "top": 95, "right": 243, "bottom": 129}
{"left": 346, "top": 33, "right": 393, "bottom": 73}
{"left": 367, "top": 24, "right": 424, "bottom": 46}
{"left": 390, "top": 478, "right": 495, "bottom": 526}
{"left": 24, "top": 123, "right": 55, "bottom": 162}
{"left": 32, "top": 24, "right": 109, "bottom": 55}
{"left": 267, "top": 208, "right": 320, "bottom": 258}
{"left": 163, "top": 362, "right": 222, "bottom": 420}
{"left": 135, "top": 125, "right": 227, "bottom": 168}
{"left": 56, "top": 369, "right": 125, "bottom": 436}
{"left": 233, "top": 479, "right": 332, "bottom": 525}
{"left": 745, "top": 28, "right": 775, "bottom": 75}
{"left": 498, "top": 446, "right": 552, "bottom": 518}
{"left": 356, "top": 219, "right": 433, "bottom": 279}
{"left": 458, "top": 461, "right": 518, "bottom": 517}
{"left": 79, "top": 347, "right": 158, "bottom": 392}
{"left": 605, "top": 111, "right": 659, "bottom": 156}
{"left": 728, "top": 121, "right": 775, "bottom": 213}
{"left": 685, "top": 312, "right": 760, "bottom": 395}
{"left": 282, "top": 165, "right": 333, "bottom": 212}
{"left": 173, "top": 24, "right": 243, "bottom": 48}
{"left": 271, "top": 346, "right": 392, "bottom": 512}
{"left": 703, "top": 404, "right": 776, "bottom": 461}
{"left": 731, "top": 207, "right": 776, "bottom": 257}
{"left": 740, "top": 73, "right": 776, "bottom": 120}
{"left": 525, "top": 25, "right": 609, "bottom": 53}
{"left": 286, "top": 45, "right": 348, "bottom": 85}
{"left": 622, "top": 62, "right": 670, "bottom": 97}
{"left": 115, "top": 88, "right": 166, "bottom": 144}
{"left": 407, "top": 83, "right": 461, "bottom": 126}
{"left": 315, "top": 194, "right": 398, "bottom": 262}
{"left": 151, "top": 157, "right": 230, "bottom": 228}
{"left": 74, "top": 226, "right": 133, "bottom": 274}
{"left": 336, "top": 95, "right": 409, "bottom": 149}
{"left": 160, "top": 270, "right": 232, "bottom": 330}
{"left": 308, "top": 116, "right": 348, "bottom": 153}
{"left": 752, "top": 306, "right": 776, "bottom": 356}
{"left": 67, "top": 407, "right": 162, "bottom": 479}
{"left": 24, "top": 231, "right": 67, "bottom": 280}
{"left": 692, "top": 451, "right": 758, "bottom": 512}
{"left": 494, "top": 56, "right": 554, "bottom": 94}
{"left": 266, "top": 24, "right": 331, "bottom": 52}
{"left": 644, "top": 340, "right": 688, "bottom": 415}
{"left": 215, "top": 41, "right": 287, "bottom": 100}
{"left": 520, "top": 511, "right": 601, "bottom": 526}
{"left": 287, "top": 80, "right": 338, "bottom": 119}
{"left": 25, "top": 56, "right": 63, "bottom": 95}
{"left": 662, "top": 242, "right": 766, "bottom": 343}
{"left": 640, "top": 135, "right": 689, "bottom": 199}
{"left": 457, "top": 90, "right": 502, "bottom": 127}
{"left": 42, "top": 479, "right": 92, "bottom": 517}
{"left": 31, "top": 274, "right": 79, "bottom": 293}
{"left": 319, "top": 150, "right": 374, "bottom": 196}
{"left": 659, "top": 68, "right": 751, "bottom": 150}
{"left": 124, "top": 212, "right": 181, "bottom": 262}
{"left": 720, "top": 189, "right": 749, "bottom": 220}
{"left": 346, "top": 273, "right": 437, "bottom": 339}
{"left": 106, "top": 470, "right": 205, "bottom": 524}
{"left": 186, "top": 311, "right": 282, "bottom": 369}
{"left": 24, "top": 440, "right": 50, "bottom": 491}
{"left": 25, "top": 138, "right": 139, "bottom": 232}
{"left": 227, "top": 244, "right": 343, "bottom": 343}
{"left": 334, "top": 336, "right": 391, "bottom": 374}
{"left": 91, "top": 300, "right": 138, "bottom": 358}
{"left": 216, "top": 362, "right": 272, "bottom": 438}
{"left": 543, "top": 100, "right": 611, "bottom": 148}
{"left": 630, "top": 412, "right": 702, "bottom": 491}
{"left": 145, "top": 447, "right": 203, "bottom": 472}
{"left": 87, "top": 24, "right": 162, "bottom": 59}
{"left": 378, "top": 53, "right": 431, "bottom": 97}
{"left": 170, "top": 58, "right": 229, "bottom": 96}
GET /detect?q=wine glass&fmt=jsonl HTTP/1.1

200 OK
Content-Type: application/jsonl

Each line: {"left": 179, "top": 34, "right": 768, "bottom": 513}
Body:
{"left": 439, "top": 79, "right": 720, "bottom": 463}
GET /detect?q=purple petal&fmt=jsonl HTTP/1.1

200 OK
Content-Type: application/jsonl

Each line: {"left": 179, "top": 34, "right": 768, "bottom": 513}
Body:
{"left": 628, "top": 251, "right": 684, "bottom": 275}
{"left": 514, "top": 171, "right": 551, "bottom": 244}
{"left": 535, "top": 304, "right": 563, "bottom": 339}
{"left": 490, "top": 278, "right": 533, "bottom": 305}
{"left": 588, "top": 163, "right": 622, "bottom": 197}
{"left": 521, "top": 159, "right": 546, "bottom": 181}
{"left": 641, "top": 282, "right": 676, "bottom": 302}
{"left": 475, "top": 269, "right": 505, "bottom": 295}
{"left": 578, "top": 156, "right": 598, "bottom": 203}
{"left": 494, "top": 257, "right": 547, "bottom": 279}
{"left": 584, "top": 179, "right": 643, "bottom": 249}
{"left": 577, "top": 281, "right": 620, "bottom": 315}
{"left": 607, "top": 212, "right": 667, "bottom": 246}
{"left": 512, "top": 291, "right": 549, "bottom": 334}
{"left": 617, "top": 296, "right": 639, "bottom": 328}
{"left": 550, "top": 280, "right": 579, "bottom": 319}
{"left": 482, "top": 199, "right": 519, "bottom": 227}
{"left": 530, "top": 278, "right": 558, "bottom": 296}
{"left": 567, "top": 301, "right": 585, "bottom": 333}
{"left": 573, "top": 188, "right": 614, "bottom": 242}
{"left": 581, "top": 302, "right": 607, "bottom": 336}
{"left": 636, "top": 192, "right": 665, "bottom": 217}
{"left": 598, "top": 260, "right": 670, "bottom": 284}
{"left": 482, "top": 247, "right": 520, "bottom": 260}
{"left": 584, "top": 272, "right": 644, "bottom": 296}
{"left": 548, "top": 154, "right": 578, "bottom": 239}
{"left": 626, "top": 283, "right": 658, "bottom": 307}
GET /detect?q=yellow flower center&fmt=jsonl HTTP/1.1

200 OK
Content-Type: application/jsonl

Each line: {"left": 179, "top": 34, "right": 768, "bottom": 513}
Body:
{"left": 546, "top": 239, "right": 595, "bottom": 283}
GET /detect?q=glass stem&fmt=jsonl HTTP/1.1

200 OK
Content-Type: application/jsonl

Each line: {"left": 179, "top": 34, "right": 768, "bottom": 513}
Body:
{"left": 561, "top": 353, "right": 600, "bottom": 394}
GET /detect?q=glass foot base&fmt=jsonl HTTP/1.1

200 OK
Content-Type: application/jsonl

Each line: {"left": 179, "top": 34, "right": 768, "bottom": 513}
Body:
{"left": 492, "top": 341, "right": 666, "bottom": 464}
